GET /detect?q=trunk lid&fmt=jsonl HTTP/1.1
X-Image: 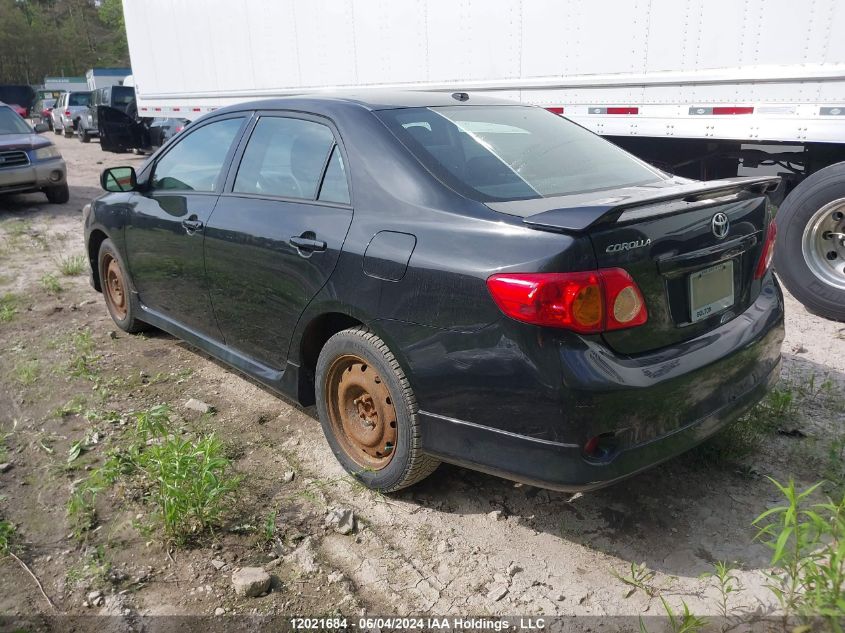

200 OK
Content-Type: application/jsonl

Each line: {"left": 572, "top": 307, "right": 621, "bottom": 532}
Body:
{"left": 487, "top": 176, "right": 779, "bottom": 354}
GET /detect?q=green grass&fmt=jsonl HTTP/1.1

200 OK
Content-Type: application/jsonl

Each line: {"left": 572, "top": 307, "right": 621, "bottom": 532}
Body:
{"left": 753, "top": 479, "right": 845, "bottom": 628}
{"left": 0, "top": 293, "right": 18, "bottom": 323}
{"left": 57, "top": 254, "right": 86, "bottom": 276}
{"left": 0, "top": 520, "right": 15, "bottom": 555}
{"left": 40, "top": 272, "right": 62, "bottom": 294}
{"left": 4, "top": 220, "right": 31, "bottom": 238}
{"left": 68, "top": 405, "right": 240, "bottom": 543}
{"left": 66, "top": 329, "right": 100, "bottom": 381}
{"left": 13, "top": 360, "right": 40, "bottom": 385}
{"left": 53, "top": 395, "right": 87, "bottom": 418}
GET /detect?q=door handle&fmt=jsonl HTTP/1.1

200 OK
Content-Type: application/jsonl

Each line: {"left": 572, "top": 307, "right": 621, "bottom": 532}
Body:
{"left": 182, "top": 217, "right": 203, "bottom": 232}
{"left": 290, "top": 235, "right": 327, "bottom": 253}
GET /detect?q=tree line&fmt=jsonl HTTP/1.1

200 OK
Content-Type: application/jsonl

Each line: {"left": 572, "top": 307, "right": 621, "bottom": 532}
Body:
{"left": 0, "top": 0, "right": 129, "bottom": 86}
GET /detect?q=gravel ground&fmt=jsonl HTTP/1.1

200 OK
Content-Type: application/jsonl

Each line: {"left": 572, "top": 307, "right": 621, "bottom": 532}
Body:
{"left": 0, "top": 133, "right": 843, "bottom": 625}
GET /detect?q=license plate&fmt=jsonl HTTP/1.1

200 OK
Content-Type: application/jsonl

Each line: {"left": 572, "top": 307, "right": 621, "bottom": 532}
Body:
{"left": 689, "top": 260, "right": 735, "bottom": 323}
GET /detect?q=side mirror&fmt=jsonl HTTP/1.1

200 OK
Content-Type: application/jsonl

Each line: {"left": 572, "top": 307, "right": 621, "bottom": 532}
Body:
{"left": 101, "top": 166, "right": 138, "bottom": 192}
{"left": 33, "top": 122, "right": 49, "bottom": 134}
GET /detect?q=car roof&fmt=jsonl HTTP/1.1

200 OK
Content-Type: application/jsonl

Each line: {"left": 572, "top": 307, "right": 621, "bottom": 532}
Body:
{"left": 220, "top": 90, "right": 530, "bottom": 116}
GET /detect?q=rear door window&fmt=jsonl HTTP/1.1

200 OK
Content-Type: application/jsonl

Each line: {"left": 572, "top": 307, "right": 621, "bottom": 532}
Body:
{"left": 317, "top": 146, "right": 350, "bottom": 204}
{"left": 233, "top": 117, "right": 335, "bottom": 200}
{"left": 151, "top": 117, "right": 246, "bottom": 193}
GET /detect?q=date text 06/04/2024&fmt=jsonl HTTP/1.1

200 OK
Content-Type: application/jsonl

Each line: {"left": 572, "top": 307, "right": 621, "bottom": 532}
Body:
{"left": 290, "top": 617, "right": 547, "bottom": 630}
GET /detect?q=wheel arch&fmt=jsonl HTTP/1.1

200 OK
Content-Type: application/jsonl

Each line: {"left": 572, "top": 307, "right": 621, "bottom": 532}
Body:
{"left": 294, "top": 310, "right": 414, "bottom": 407}
{"left": 87, "top": 228, "right": 109, "bottom": 292}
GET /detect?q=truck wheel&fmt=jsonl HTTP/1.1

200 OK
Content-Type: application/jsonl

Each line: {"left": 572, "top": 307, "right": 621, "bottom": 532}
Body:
{"left": 79, "top": 128, "right": 91, "bottom": 143}
{"left": 53, "top": 124, "right": 62, "bottom": 136}
{"left": 45, "top": 184, "right": 69, "bottom": 204}
{"left": 63, "top": 126, "right": 73, "bottom": 138}
{"left": 774, "top": 161, "right": 845, "bottom": 321}
{"left": 315, "top": 327, "right": 440, "bottom": 492}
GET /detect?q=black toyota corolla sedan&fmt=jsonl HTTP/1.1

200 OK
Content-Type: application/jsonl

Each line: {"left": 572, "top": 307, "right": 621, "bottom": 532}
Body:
{"left": 83, "top": 92, "right": 784, "bottom": 493}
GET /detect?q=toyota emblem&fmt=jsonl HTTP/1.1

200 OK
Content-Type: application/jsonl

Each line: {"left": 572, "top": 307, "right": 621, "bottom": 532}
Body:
{"left": 711, "top": 212, "right": 729, "bottom": 239}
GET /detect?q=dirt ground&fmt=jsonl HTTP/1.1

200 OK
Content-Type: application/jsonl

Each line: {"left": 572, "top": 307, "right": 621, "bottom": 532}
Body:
{"left": 1, "top": 133, "right": 844, "bottom": 627}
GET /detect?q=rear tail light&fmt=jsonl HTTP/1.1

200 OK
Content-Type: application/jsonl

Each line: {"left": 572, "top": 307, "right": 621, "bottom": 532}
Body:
{"left": 486, "top": 268, "right": 647, "bottom": 333}
{"left": 64, "top": 110, "right": 71, "bottom": 116}
{"left": 754, "top": 220, "right": 777, "bottom": 280}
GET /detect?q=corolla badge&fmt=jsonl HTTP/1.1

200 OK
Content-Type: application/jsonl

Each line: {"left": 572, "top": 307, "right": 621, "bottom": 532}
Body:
{"left": 606, "top": 238, "right": 652, "bottom": 253}
{"left": 711, "top": 212, "right": 730, "bottom": 239}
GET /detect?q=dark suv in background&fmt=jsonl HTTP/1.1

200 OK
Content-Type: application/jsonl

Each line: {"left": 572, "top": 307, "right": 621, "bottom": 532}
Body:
{"left": 0, "top": 102, "right": 68, "bottom": 203}
{"left": 78, "top": 85, "right": 136, "bottom": 143}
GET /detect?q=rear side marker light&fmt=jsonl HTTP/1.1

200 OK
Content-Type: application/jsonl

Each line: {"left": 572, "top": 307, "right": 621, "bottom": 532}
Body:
{"left": 754, "top": 221, "right": 777, "bottom": 280}
{"left": 713, "top": 106, "right": 754, "bottom": 115}
{"left": 607, "top": 107, "right": 639, "bottom": 115}
{"left": 486, "top": 268, "right": 648, "bottom": 333}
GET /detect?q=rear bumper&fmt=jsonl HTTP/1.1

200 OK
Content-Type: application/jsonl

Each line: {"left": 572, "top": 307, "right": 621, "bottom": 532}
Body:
{"left": 419, "top": 275, "right": 785, "bottom": 492}
{"left": 0, "top": 158, "right": 67, "bottom": 194}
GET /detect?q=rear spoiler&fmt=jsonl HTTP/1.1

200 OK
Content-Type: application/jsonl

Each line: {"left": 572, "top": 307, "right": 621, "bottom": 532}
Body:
{"left": 486, "top": 176, "right": 781, "bottom": 232}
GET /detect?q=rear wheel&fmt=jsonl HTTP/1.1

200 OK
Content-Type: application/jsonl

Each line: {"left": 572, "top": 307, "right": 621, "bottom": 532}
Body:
{"left": 774, "top": 162, "right": 845, "bottom": 321}
{"left": 53, "top": 123, "right": 62, "bottom": 136}
{"left": 315, "top": 327, "right": 439, "bottom": 491}
{"left": 98, "top": 239, "right": 149, "bottom": 333}
{"left": 79, "top": 127, "right": 91, "bottom": 143}
{"left": 45, "top": 184, "right": 69, "bottom": 204}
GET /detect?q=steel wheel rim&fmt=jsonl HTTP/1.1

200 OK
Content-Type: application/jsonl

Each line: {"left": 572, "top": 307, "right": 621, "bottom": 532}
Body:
{"left": 801, "top": 198, "right": 845, "bottom": 291}
{"left": 325, "top": 354, "right": 398, "bottom": 470}
{"left": 103, "top": 254, "right": 128, "bottom": 320}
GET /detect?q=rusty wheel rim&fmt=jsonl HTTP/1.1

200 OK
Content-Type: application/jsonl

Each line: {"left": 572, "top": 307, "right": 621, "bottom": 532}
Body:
{"left": 325, "top": 354, "right": 398, "bottom": 470}
{"left": 103, "top": 254, "right": 127, "bottom": 320}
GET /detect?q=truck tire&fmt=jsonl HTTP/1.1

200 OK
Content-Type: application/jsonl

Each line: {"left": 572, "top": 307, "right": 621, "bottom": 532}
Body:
{"left": 79, "top": 127, "right": 91, "bottom": 143}
{"left": 774, "top": 161, "right": 845, "bottom": 321}
{"left": 53, "top": 123, "right": 62, "bottom": 136}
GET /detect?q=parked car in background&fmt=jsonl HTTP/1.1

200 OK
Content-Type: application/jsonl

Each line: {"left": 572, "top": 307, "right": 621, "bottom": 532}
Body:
{"left": 33, "top": 98, "right": 56, "bottom": 130}
{"left": 84, "top": 93, "right": 784, "bottom": 493}
{"left": 0, "top": 85, "right": 35, "bottom": 118}
{"left": 147, "top": 117, "right": 188, "bottom": 150}
{"left": 78, "top": 85, "right": 136, "bottom": 143}
{"left": 51, "top": 91, "right": 91, "bottom": 137}
{"left": 0, "top": 102, "right": 68, "bottom": 204}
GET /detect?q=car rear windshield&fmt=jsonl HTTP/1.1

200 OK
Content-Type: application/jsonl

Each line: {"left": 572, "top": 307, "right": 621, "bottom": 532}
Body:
{"left": 377, "top": 105, "right": 663, "bottom": 201}
{"left": 68, "top": 92, "right": 90, "bottom": 106}
{"left": 0, "top": 106, "right": 33, "bottom": 135}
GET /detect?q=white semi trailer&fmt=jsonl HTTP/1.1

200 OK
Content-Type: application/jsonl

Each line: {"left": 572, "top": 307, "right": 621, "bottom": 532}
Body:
{"left": 121, "top": 0, "right": 845, "bottom": 319}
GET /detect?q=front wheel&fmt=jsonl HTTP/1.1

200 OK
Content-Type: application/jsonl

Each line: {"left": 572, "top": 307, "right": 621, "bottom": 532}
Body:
{"left": 97, "top": 239, "right": 149, "bottom": 333}
{"left": 774, "top": 162, "right": 845, "bottom": 321}
{"left": 315, "top": 327, "right": 439, "bottom": 492}
{"left": 45, "top": 184, "right": 69, "bottom": 204}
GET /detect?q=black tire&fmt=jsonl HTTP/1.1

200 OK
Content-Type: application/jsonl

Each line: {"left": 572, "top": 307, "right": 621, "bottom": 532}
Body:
{"left": 79, "top": 128, "right": 91, "bottom": 143}
{"left": 45, "top": 184, "right": 69, "bottom": 204}
{"left": 53, "top": 124, "right": 62, "bottom": 136}
{"left": 315, "top": 327, "right": 439, "bottom": 491}
{"left": 774, "top": 162, "right": 845, "bottom": 321}
{"left": 63, "top": 126, "right": 73, "bottom": 138}
{"left": 97, "top": 239, "right": 149, "bottom": 333}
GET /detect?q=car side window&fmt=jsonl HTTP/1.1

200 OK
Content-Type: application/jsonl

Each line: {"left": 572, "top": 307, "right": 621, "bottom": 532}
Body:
{"left": 317, "top": 146, "right": 350, "bottom": 204}
{"left": 233, "top": 117, "right": 334, "bottom": 200}
{"left": 151, "top": 117, "right": 245, "bottom": 193}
